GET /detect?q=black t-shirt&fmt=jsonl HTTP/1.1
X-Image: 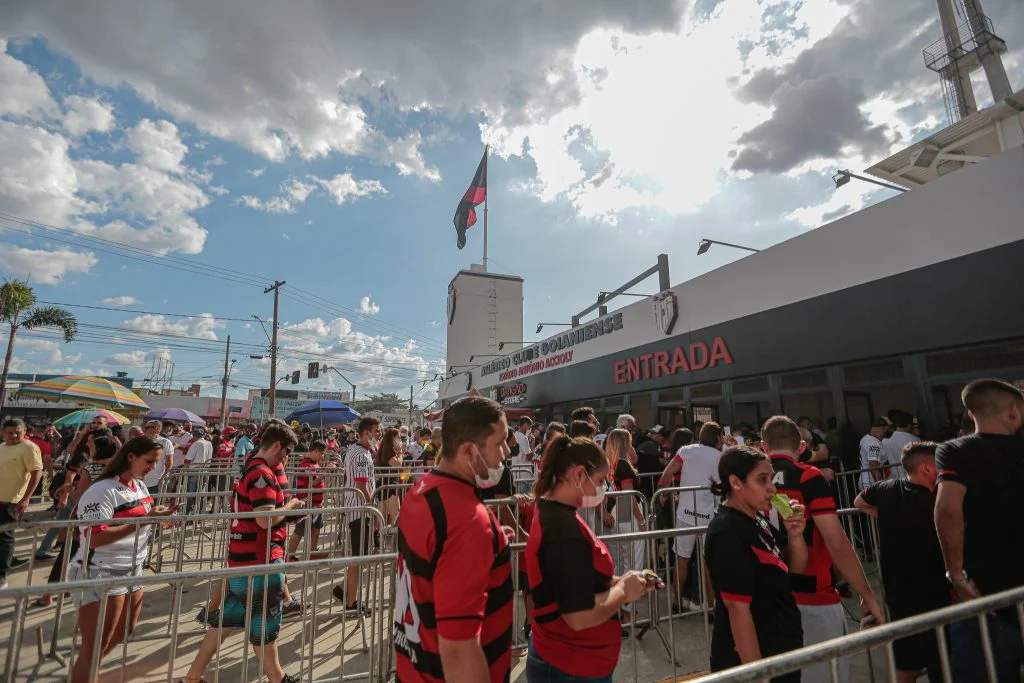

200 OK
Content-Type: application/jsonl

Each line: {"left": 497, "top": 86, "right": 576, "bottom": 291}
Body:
{"left": 477, "top": 463, "right": 514, "bottom": 502}
{"left": 633, "top": 435, "right": 661, "bottom": 499}
{"left": 860, "top": 479, "right": 949, "bottom": 614}
{"left": 608, "top": 458, "right": 639, "bottom": 516}
{"left": 705, "top": 506, "right": 802, "bottom": 671}
{"left": 526, "top": 498, "right": 620, "bottom": 678}
{"left": 936, "top": 434, "right": 1024, "bottom": 607}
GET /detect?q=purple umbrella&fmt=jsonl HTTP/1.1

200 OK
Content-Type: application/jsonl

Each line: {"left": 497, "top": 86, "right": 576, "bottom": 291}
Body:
{"left": 142, "top": 407, "right": 206, "bottom": 425}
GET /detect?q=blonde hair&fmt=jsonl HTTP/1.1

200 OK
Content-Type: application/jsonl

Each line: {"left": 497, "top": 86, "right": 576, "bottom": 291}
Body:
{"left": 604, "top": 428, "right": 632, "bottom": 474}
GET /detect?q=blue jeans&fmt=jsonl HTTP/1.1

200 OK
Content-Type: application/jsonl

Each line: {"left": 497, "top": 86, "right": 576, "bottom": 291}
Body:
{"left": 36, "top": 498, "right": 77, "bottom": 557}
{"left": 526, "top": 641, "right": 612, "bottom": 683}
{"left": 951, "top": 613, "right": 1024, "bottom": 683}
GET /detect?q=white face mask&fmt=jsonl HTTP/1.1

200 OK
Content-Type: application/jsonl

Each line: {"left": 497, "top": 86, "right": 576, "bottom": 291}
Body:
{"left": 472, "top": 446, "right": 505, "bottom": 489}
{"left": 578, "top": 475, "right": 606, "bottom": 509}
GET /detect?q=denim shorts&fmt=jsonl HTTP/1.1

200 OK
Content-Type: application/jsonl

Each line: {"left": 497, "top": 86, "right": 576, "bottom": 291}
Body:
{"left": 210, "top": 559, "right": 285, "bottom": 645}
{"left": 71, "top": 564, "right": 144, "bottom": 607}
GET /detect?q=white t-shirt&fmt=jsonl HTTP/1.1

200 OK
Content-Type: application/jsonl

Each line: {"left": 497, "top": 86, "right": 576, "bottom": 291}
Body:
{"left": 74, "top": 477, "right": 153, "bottom": 569}
{"left": 859, "top": 434, "right": 885, "bottom": 488}
{"left": 513, "top": 430, "right": 532, "bottom": 466}
{"left": 407, "top": 441, "right": 425, "bottom": 461}
{"left": 673, "top": 444, "right": 721, "bottom": 523}
{"left": 185, "top": 439, "right": 212, "bottom": 466}
{"left": 144, "top": 436, "right": 176, "bottom": 487}
{"left": 344, "top": 444, "right": 375, "bottom": 508}
{"left": 882, "top": 430, "right": 917, "bottom": 480}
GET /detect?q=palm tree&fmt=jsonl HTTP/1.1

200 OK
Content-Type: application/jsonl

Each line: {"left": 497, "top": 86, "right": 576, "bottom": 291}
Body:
{"left": 0, "top": 279, "right": 78, "bottom": 410}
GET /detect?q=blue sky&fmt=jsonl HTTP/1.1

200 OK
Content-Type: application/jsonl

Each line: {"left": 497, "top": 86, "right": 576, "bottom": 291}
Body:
{"left": 1, "top": 0, "right": 1022, "bottom": 403}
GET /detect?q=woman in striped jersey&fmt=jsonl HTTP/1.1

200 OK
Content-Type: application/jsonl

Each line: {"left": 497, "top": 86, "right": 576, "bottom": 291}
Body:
{"left": 70, "top": 437, "right": 178, "bottom": 683}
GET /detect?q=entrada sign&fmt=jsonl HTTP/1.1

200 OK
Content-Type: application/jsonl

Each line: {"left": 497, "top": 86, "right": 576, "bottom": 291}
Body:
{"left": 613, "top": 337, "right": 734, "bottom": 384}
{"left": 481, "top": 312, "right": 624, "bottom": 378}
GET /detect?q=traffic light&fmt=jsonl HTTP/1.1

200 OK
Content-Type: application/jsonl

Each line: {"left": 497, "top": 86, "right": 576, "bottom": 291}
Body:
{"left": 308, "top": 362, "right": 320, "bottom": 379}
{"left": 291, "top": 370, "right": 300, "bottom": 384}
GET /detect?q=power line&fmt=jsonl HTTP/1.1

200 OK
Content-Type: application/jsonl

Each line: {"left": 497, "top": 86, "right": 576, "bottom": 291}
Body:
{"left": 36, "top": 300, "right": 255, "bottom": 322}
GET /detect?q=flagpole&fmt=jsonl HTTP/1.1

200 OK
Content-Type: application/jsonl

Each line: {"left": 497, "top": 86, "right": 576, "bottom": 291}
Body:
{"left": 482, "top": 146, "right": 489, "bottom": 272}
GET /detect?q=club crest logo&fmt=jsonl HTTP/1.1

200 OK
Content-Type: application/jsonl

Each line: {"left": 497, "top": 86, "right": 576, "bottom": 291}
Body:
{"left": 652, "top": 290, "right": 679, "bottom": 335}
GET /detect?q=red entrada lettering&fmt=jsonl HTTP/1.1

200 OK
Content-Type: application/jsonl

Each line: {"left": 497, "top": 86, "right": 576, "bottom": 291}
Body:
{"left": 614, "top": 337, "right": 733, "bottom": 384}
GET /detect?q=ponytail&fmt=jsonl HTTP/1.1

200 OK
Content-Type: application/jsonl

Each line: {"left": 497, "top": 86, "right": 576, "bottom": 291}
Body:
{"left": 533, "top": 435, "right": 607, "bottom": 497}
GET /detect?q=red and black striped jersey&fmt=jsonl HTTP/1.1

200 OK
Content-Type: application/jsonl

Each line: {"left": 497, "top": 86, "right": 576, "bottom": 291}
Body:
{"left": 74, "top": 476, "right": 154, "bottom": 569}
{"left": 768, "top": 453, "right": 840, "bottom": 605}
{"left": 394, "top": 470, "right": 512, "bottom": 683}
{"left": 294, "top": 457, "right": 324, "bottom": 508}
{"left": 229, "top": 456, "right": 288, "bottom": 566}
{"left": 526, "top": 498, "right": 620, "bottom": 679}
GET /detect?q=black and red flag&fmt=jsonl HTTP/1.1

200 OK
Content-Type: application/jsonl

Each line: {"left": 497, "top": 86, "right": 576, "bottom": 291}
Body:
{"left": 453, "top": 147, "right": 487, "bottom": 250}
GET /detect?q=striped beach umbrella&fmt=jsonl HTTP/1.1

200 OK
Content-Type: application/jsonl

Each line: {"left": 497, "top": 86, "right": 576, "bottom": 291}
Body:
{"left": 15, "top": 375, "right": 149, "bottom": 411}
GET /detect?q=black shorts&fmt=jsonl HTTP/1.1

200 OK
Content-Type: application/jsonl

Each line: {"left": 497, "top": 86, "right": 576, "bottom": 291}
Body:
{"left": 348, "top": 518, "right": 372, "bottom": 556}
{"left": 890, "top": 604, "right": 944, "bottom": 672}
{"left": 294, "top": 513, "right": 324, "bottom": 538}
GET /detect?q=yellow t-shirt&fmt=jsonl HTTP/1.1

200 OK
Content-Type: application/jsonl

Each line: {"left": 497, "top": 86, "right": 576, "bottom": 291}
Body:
{"left": 0, "top": 439, "right": 43, "bottom": 503}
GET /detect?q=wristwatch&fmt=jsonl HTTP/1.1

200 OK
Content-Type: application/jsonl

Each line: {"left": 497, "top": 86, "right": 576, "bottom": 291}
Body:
{"left": 945, "top": 570, "right": 971, "bottom": 587}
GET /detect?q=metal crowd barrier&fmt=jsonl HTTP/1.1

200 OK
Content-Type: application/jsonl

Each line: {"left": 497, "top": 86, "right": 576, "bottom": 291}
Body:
{"left": 3, "top": 495, "right": 916, "bottom": 682}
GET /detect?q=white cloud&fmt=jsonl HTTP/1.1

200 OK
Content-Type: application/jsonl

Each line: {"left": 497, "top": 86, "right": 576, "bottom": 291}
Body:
{"left": 204, "top": 154, "right": 226, "bottom": 166}
{"left": 62, "top": 94, "right": 115, "bottom": 136}
{"left": 121, "top": 313, "right": 225, "bottom": 341}
{"left": 278, "top": 315, "right": 440, "bottom": 391}
{"left": 103, "top": 345, "right": 172, "bottom": 368}
{"left": 101, "top": 295, "right": 138, "bottom": 305}
{"left": 247, "top": 167, "right": 266, "bottom": 177}
{"left": 236, "top": 176, "right": 319, "bottom": 213}
{"left": 0, "top": 120, "right": 81, "bottom": 225}
{"left": 209, "top": 185, "right": 229, "bottom": 196}
{"left": 127, "top": 119, "right": 188, "bottom": 173}
{"left": 359, "top": 296, "right": 380, "bottom": 315}
{"left": 0, "top": 39, "right": 59, "bottom": 119}
{"left": 0, "top": 246, "right": 97, "bottom": 284}
{"left": 316, "top": 173, "right": 387, "bottom": 205}
{"left": 429, "top": 320, "right": 439, "bottom": 328}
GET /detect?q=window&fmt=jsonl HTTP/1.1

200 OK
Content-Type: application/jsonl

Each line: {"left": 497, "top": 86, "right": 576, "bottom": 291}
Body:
{"left": 926, "top": 342, "right": 1024, "bottom": 376}
{"left": 691, "top": 383, "right": 722, "bottom": 400}
{"left": 843, "top": 359, "right": 904, "bottom": 384}
{"left": 780, "top": 369, "right": 828, "bottom": 391}
{"left": 733, "top": 377, "right": 769, "bottom": 395}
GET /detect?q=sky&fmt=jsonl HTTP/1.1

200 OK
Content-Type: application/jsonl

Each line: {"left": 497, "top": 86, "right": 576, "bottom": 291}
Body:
{"left": 1, "top": 0, "right": 1022, "bottom": 406}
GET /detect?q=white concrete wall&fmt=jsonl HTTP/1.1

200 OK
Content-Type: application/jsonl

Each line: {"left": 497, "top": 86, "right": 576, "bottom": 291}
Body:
{"left": 445, "top": 266, "right": 524, "bottom": 372}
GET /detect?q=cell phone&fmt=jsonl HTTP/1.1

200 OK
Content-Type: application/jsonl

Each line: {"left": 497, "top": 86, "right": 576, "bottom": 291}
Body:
{"left": 641, "top": 569, "right": 664, "bottom": 587}
{"left": 770, "top": 494, "right": 795, "bottom": 519}
{"left": 723, "top": 426, "right": 731, "bottom": 436}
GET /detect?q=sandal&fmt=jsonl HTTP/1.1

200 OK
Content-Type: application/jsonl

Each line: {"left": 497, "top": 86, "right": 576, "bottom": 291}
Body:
{"left": 35, "top": 595, "right": 53, "bottom": 607}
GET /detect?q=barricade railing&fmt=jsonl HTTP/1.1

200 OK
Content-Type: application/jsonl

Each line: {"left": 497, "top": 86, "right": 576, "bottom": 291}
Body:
{"left": 690, "top": 583, "right": 1024, "bottom": 683}
{"left": 2, "top": 504, "right": 899, "bottom": 683}
{"left": 0, "top": 550, "right": 394, "bottom": 683}
{"left": 1, "top": 505, "right": 388, "bottom": 682}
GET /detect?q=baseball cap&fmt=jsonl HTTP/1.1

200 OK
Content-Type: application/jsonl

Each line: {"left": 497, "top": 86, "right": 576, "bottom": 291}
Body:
{"left": 223, "top": 426, "right": 238, "bottom": 436}
{"left": 872, "top": 416, "right": 893, "bottom": 428}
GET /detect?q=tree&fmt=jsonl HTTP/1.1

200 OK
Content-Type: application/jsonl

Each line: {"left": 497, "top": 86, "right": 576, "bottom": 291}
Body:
{"left": 351, "top": 391, "right": 409, "bottom": 414}
{"left": 0, "top": 279, "right": 78, "bottom": 409}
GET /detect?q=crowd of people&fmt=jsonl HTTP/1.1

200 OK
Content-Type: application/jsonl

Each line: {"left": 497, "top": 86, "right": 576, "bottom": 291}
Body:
{"left": 1, "top": 376, "right": 1023, "bottom": 682}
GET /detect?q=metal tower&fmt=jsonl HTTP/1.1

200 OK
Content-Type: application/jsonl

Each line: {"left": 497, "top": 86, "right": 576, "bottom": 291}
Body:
{"left": 923, "top": 0, "right": 1012, "bottom": 123}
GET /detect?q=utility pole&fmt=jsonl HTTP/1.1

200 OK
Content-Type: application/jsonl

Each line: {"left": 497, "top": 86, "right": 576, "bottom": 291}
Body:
{"left": 219, "top": 335, "right": 231, "bottom": 428}
{"left": 264, "top": 280, "right": 285, "bottom": 416}
{"left": 409, "top": 385, "right": 414, "bottom": 429}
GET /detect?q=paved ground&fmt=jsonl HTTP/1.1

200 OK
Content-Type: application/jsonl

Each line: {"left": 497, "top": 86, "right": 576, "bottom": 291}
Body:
{"left": 1, "top": 506, "right": 894, "bottom": 682}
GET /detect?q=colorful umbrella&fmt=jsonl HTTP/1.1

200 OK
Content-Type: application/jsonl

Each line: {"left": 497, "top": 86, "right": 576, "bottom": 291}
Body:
{"left": 142, "top": 407, "right": 206, "bottom": 425}
{"left": 15, "top": 375, "right": 150, "bottom": 411}
{"left": 53, "top": 409, "right": 132, "bottom": 428}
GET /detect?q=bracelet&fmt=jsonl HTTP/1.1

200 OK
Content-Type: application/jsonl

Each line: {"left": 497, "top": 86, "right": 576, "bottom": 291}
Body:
{"left": 945, "top": 570, "right": 970, "bottom": 587}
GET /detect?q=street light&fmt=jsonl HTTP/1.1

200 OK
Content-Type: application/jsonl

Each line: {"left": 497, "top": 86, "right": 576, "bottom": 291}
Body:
{"left": 599, "top": 291, "right": 652, "bottom": 299}
{"left": 697, "top": 238, "right": 760, "bottom": 255}
{"left": 536, "top": 322, "right": 572, "bottom": 334}
{"left": 469, "top": 354, "right": 502, "bottom": 362}
{"left": 832, "top": 169, "right": 908, "bottom": 193}
{"left": 498, "top": 341, "right": 526, "bottom": 351}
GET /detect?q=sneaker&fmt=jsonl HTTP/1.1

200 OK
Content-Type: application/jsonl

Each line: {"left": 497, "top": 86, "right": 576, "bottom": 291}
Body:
{"left": 281, "top": 599, "right": 303, "bottom": 617}
{"left": 331, "top": 585, "right": 346, "bottom": 602}
{"left": 281, "top": 674, "right": 300, "bottom": 683}
{"left": 9, "top": 557, "right": 29, "bottom": 569}
{"left": 34, "top": 552, "right": 57, "bottom": 561}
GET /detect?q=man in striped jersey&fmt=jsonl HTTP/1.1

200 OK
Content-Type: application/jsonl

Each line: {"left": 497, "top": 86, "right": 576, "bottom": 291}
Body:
{"left": 332, "top": 416, "right": 381, "bottom": 611}
{"left": 184, "top": 423, "right": 303, "bottom": 683}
